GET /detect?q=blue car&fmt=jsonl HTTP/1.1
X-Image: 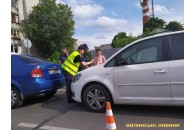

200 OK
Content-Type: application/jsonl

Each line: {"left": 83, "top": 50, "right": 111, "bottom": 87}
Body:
{"left": 11, "top": 54, "right": 65, "bottom": 108}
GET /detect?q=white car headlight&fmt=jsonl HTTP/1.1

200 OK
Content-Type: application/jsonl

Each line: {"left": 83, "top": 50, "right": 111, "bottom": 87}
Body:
{"left": 72, "top": 73, "right": 81, "bottom": 82}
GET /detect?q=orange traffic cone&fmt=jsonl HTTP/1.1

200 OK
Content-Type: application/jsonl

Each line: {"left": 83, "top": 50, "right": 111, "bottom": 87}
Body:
{"left": 106, "top": 102, "right": 117, "bottom": 130}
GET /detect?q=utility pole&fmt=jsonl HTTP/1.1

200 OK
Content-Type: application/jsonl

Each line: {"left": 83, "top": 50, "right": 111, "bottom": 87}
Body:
{"left": 22, "top": 0, "right": 30, "bottom": 55}
{"left": 152, "top": 0, "right": 155, "bottom": 17}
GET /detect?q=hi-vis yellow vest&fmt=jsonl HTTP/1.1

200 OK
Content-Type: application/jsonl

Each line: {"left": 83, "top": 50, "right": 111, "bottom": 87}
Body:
{"left": 62, "top": 51, "right": 80, "bottom": 76}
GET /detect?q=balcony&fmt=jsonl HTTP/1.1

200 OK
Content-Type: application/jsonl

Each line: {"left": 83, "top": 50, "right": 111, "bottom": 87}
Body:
{"left": 12, "top": 33, "right": 21, "bottom": 39}
{"left": 11, "top": 22, "right": 20, "bottom": 30}
{"left": 11, "top": 38, "right": 21, "bottom": 45}
{"left": 11, "top": 7, "right": 18, "bottom": 14}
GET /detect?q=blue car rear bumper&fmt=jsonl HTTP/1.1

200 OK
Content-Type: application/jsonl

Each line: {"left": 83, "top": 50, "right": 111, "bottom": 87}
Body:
{"left": 18, "top": 77, "right": 65, "bottom": 97}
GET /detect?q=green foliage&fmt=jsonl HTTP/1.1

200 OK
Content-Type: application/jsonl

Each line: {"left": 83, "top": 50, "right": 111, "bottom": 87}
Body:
{"left": 111, "top": 32, "right": 137, "bottom": 48}
{"left": 143, "top": 17, "right": 166, "bottom": 34}
{"left": 47, "top": 51, "right": 61, "bottom": 63}
{"left": 142, "top": 17, "right": 183, "bottom": 37}
{"left": 20, "top": 0, "right": 76, "bottom": 58}
{"left": 116, "top": 32, "right": 127, "bottom": 39}
{"left": 165, "top": 21, "right": 184, "bottom": 31}
{"left": 111, "top": 17, "right": 184, "bottom": 48}
{"left": 86, "top": 51, "right": 92, "bottom": 61}
{"left": 140, "top": 28, "right": 152, "bottom": 37}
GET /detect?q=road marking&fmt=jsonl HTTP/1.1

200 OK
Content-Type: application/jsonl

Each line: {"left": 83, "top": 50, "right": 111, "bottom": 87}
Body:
{"left": 17, "top": 123, "right": 79, "bottom": 130}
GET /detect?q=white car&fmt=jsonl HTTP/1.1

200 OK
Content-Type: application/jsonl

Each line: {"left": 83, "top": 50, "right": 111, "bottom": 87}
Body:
{"left": 71, "top": 31, "right": 184, "bottom": 112}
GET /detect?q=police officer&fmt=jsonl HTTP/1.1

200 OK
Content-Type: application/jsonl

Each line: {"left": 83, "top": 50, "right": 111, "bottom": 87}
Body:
{"left": 82, "top": 44, "right": 89, "bottom": 62}
{"left": 61, "top": 45, "right": 92, "bottom": 103}
{"left": 78, "top": 44, "right": 89, "bottom": 71}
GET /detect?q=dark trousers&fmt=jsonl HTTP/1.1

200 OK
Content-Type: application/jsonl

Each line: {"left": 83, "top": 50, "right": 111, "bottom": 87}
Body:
{"left": 62, "top": 69, "right": 74, "bottom": 103}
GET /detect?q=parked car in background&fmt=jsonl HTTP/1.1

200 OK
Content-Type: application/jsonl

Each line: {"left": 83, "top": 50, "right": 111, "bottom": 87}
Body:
{"left": 11, "top": 54, "right": 65, "bottom": 108}
{"left": 71, "top": 31, "right": 184, "bottom": 112}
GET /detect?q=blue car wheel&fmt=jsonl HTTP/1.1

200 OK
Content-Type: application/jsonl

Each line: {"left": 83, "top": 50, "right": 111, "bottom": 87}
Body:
{"left": 11, "top": 86, "right": 23, "bottom": 108}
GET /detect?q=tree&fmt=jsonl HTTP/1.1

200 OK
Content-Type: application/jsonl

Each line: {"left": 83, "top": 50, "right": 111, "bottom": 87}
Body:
{"left": 165, "top": 21, "right": 184, "bottom": 31}
{"left": 47, "top": 51, "right": 61, "bottom": 63}
{"left": 143, "top": 17, "right": 166, "bottom": 35}
{"left": 21, "top": 0, "right": 76, "bottom": 58}
{"left": 111, "top": 17, "right": 183, "bottom": 48}
{"left": 111, "top": 32, "right": 137, "bottom": 48}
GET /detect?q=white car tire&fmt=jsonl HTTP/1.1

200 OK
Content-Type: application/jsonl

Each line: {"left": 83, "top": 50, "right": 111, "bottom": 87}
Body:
{"left": 83, "top": 84, "right": 111, "bottom": 112}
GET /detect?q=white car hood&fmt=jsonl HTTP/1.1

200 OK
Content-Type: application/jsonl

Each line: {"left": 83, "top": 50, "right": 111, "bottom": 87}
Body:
{"left": 78, "top": 64, "right": 105, "bottom": 77}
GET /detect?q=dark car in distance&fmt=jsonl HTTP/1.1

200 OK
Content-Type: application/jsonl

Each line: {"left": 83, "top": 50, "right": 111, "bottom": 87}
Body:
{"left": 11, "top": 54, "right": 65, "bottom": 108}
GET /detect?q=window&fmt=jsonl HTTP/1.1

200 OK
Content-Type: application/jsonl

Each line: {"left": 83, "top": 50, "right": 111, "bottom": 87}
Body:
{"left": 138, "top": 47, "right": 157, "bottom": 63}
{"left": 11, "top": 45, "right": 18, "bottom": 53}
{"left": 105, "top": 58, "right": 115, "bottom": 67}
{"left": 11, "top": 45, "right": 14, "bottom": 52}
{"left": 11, "top": 29, "right": 20, "bottom": 38}
{"left": 169, "top": 33, "right": 184, "bottom": 60}
{"left": 120, "top": 44, "right": 139, "bottom": 65}
{"left": 11, "top": 29, "right": 13, "bottom": 37}
{"left": 11, "top": 14, "right": 16, "bottom": 22}
{"left": 14, "top": 46, "right": 18, "bottom": 53}
{"left": 11, "top": 0, "right": 18, "bottom": 9}
{"left": 117, "top": 37, "right": 163, "bottom": 65}
{"left": 16, "top": 15, "right": 19, "bottom": 23}
{"left": 11, "top": 14, "right": 19, "bottom": 23}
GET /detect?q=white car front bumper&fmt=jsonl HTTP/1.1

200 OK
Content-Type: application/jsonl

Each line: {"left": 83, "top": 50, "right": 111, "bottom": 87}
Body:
{"left": 71, "top": 81, "right": 83, "bottom": 103}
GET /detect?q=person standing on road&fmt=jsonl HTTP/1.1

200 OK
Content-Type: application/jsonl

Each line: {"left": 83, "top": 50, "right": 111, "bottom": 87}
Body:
{"left": 59, "top": 48, "right": 69, "bottom": 64}
{"left": 78, "top": 44, "right": 89, "bottom": 71}
{"left": 61, "top": 45, "right": 92, "bottom": 103}
{"left": 91, "top": 49, "right": 106, "bottom": 65}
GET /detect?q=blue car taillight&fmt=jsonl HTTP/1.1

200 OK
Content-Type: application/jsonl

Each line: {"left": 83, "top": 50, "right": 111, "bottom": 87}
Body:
{"left": 31, "top": 68, "right": 44, "bottom": 78}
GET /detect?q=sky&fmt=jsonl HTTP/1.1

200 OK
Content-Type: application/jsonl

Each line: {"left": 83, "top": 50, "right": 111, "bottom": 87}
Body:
{"left": 56, "top": 0, "right": 184, "bottom": 49}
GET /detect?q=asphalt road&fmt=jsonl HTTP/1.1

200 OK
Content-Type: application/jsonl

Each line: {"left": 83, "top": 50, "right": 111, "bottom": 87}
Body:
{"left": 12, "top": 88, "right": 184, "bottom": 130}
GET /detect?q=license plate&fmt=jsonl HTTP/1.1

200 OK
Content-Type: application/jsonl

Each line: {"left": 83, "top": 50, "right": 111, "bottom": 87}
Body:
{"left": 49, "top": 70, "right": 60, "bottom": 74}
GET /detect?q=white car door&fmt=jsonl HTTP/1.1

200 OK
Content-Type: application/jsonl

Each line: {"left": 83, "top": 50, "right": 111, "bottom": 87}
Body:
{"left": 168, "top": 33, "right": 184, "bottom": 103}
{"left": 113, "top": 36, "right": 173, "bottom": 103}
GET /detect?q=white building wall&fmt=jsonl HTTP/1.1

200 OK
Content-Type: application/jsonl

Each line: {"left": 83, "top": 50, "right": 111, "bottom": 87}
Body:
{"left": 26, "top": 0, "right": 40, "bottom": 14}
{"left": 18, "top": 0, "right": 24, "bottom": 21}
{"left": 18, "top": 0, "right": 39, "bottom": 21}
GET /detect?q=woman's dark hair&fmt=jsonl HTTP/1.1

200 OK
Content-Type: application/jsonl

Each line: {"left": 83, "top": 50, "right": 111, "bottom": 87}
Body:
{"left": 96, "top": 49, "right": 101, "bottom": 52}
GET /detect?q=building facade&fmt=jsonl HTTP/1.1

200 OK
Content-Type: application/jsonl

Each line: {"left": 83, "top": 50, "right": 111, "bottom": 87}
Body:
{"left": 11, "top": 0, "right": 39, "bottom": 54}
{"left": 95, "top": 44, "right": 112, "bottom": 50}
{"left": 11, "top": 0, "right": 22, "bottom": 53}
